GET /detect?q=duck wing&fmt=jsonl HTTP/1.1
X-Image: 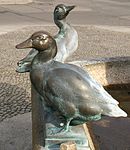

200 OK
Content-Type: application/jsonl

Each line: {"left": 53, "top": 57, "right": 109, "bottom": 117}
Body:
{"left": 44, "top": 67, "right": 103, "bottom": 118}
{"left": 67, "top": 64, "right": 127, "bottom": 117}
{"left": 43, "top": 63, "right": 127, "bottom": 118}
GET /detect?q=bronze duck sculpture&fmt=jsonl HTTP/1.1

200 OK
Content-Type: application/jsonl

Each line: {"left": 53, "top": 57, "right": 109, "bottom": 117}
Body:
{"left": 16, "top": 31, "right": 127, "bottom": 133}
{"left": 16, "top": 4, "right": 78, "bottom": 73}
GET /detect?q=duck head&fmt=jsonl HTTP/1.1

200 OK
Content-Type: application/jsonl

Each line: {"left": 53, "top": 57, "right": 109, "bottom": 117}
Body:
{"left": 16, "top": 31, "right": 57, "bottom": 63}
{"left": 54, "top": 4, "right": 75, "bottom": 20}
{"left": 16, "top": 31, "right": 54, "bottom": 50}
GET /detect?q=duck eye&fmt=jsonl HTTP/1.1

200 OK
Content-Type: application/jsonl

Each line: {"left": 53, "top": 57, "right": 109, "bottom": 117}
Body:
{"left": 55, "top": 8, "right": 59, "bottom": 13}
{"left": 36, "top": 37, "right": 40, "bottom": 40}
{"left": 55, "top": 7, "right": 63, "bottom": 13}
{"left": 32, "top": 36, "right": 40, "bottom": 41}
{"left": 40, "top": 36, "right": 47, "bottom": 40}
{"left": 59, "top": 7, "right": 63, "bottom": 12}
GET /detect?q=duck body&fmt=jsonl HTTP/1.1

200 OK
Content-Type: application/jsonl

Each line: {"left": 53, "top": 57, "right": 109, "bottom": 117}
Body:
{"left": 16, "top": 31, "right": 127, "bottom": 133}
{"left": 16, "top": 4, "right": 78, "bottom": 73}
{"left": 31, "top": 59, "right": 127, "bottom": 126}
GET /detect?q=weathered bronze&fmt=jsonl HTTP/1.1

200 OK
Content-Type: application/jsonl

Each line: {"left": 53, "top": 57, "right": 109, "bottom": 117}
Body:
{"left": 16, "top": 31, "right": 127, "bottom": 149}
{"left": 16, "top": 4, "right": 78, "bottom": 73}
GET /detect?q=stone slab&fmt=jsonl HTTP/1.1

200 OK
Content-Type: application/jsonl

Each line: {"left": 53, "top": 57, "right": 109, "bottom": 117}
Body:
{"left": 46, "top": 125, "right": 88, "bottom": 150}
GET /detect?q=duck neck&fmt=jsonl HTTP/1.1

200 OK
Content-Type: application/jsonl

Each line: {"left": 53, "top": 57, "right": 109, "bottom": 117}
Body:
{"left": 32, "top": 45, "right": 57, "bottom": 65}
{"left": 54, "top": 17, "right": 68, "bottom": 30}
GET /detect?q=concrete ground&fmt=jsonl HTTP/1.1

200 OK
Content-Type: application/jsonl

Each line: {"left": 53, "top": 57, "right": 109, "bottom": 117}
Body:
{"left": 1, "top": 0, "right": 130, "bottom": 34}
{"left": 0, "top": 0, "right": 130, "bottom": 150}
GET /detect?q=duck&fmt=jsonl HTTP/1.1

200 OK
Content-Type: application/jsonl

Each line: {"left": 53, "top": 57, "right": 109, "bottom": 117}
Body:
{"left": 16, "top": 31, "right": 127, "bottom": 133}
{"left": 16, "top": 4, "right": 78, "bottom": 73}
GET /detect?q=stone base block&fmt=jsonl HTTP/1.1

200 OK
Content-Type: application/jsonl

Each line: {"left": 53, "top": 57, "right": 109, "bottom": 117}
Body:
{"left": 45, "top": 125, "right": 89, "bottom": 150}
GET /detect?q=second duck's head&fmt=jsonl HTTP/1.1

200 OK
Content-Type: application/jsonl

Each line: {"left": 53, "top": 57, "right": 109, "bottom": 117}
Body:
{"left": 54, "top": 4, "right": 75, "bottom": 20}
{"left": 16, "top": 31, "right": 57, "bottom": 53}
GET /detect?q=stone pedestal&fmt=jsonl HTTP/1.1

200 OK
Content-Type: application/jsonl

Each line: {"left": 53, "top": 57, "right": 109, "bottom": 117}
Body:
{"left": 45, "top": 125, "right": 90, "bottom": 150}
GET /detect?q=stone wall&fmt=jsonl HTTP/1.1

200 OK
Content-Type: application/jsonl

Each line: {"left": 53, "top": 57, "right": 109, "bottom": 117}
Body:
{"left": 0, "top": 0, "right": 32, "bottom": 4}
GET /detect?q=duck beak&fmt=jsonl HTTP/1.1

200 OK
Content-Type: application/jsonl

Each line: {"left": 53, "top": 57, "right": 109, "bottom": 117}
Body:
{"left": 66, "top": 5, "right": 75, "bottom": 13}
{"left": 16, "top": 38, "right": 33, "bottom": 49}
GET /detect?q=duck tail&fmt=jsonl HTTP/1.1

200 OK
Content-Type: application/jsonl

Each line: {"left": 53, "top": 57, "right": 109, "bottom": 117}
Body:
{"left": 102, "top": 103, "right": 127, "bottom": 117}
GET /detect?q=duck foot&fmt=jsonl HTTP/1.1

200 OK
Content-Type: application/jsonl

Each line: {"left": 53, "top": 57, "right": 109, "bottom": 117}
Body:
{"left": 47, "top": 125, "right": 72, "bottom": 136}
{"left": 47, "top": 126, "right": 64, "bottom": 135}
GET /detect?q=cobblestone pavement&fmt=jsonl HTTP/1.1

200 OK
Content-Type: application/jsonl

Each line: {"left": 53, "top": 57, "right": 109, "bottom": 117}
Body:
{"left": 0, "top": 83, "right": 31, "bottom": 122}
{"left": 0, "top": 25, "right": 130, "bottom": 122}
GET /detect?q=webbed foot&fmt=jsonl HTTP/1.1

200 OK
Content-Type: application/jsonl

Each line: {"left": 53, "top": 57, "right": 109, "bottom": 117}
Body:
{"left": 47, "top": 125, "right": 72, "bottom": 135}
{"left": 47, "top": 126, "right": 65, "bottom": 135}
